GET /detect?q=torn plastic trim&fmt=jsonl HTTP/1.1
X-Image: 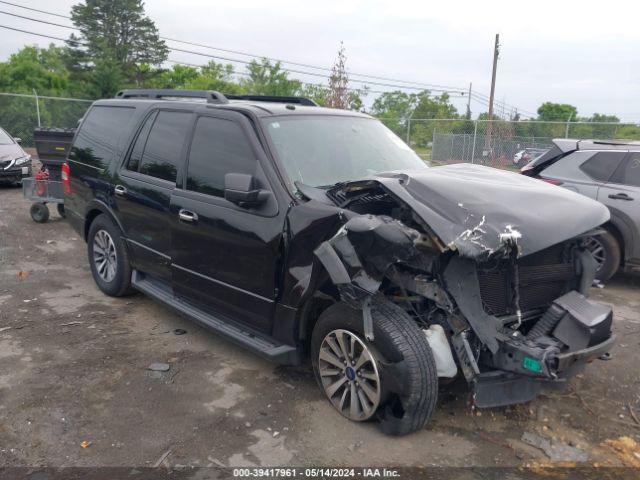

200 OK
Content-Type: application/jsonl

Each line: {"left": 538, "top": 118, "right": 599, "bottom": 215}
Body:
{"left": 442, "top": 256, "right": 505, "bottom": 354}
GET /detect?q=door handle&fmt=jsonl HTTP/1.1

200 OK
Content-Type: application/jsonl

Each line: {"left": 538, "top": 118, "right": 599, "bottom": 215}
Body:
{"left": 178, "top": 209, "right": 198, "bottom": 223}
{"left": 608, "top": 193, "right": 634, "bottom": 201}
{"left": 114, "top": 185, "right": 127, "bottom": 196}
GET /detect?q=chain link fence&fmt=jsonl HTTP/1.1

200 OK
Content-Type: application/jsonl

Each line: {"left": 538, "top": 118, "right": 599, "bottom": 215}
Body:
{"left": 380, "top": 117, "right": 640, "bottom": 170}
{"left": 0, "top": 92, "right": 92, "bottom": 148}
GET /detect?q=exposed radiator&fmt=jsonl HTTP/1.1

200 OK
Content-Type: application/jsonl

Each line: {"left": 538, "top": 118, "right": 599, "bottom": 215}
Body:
{"left": 477, "top": 244, "right": 574, "bottom": 317}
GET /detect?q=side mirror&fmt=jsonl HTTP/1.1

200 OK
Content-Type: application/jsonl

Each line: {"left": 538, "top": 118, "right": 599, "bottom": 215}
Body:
{"left": 14, "top": 137, "right": 22, "bottom": 144}
{"left": 224, "top": 173, "right": 268, "bottom": 207}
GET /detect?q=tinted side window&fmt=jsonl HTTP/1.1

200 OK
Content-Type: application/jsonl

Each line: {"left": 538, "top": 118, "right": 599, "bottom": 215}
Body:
{"left": 70, "top": 106, "right": 135, "bottom": 169}
{"left": 139, "top": 111, "right": 192, "bottom": 182}
{"left": 186, "top": 117, "right": 256, "bottom": 197}
{"left": 620, "top": 153, "right": 640, "bottom": 187}
{"left": 579, "top": 151, "right": 626, "bottom": 182}
{"left": 126, "top": 111, "right": 157, "bottom": 172}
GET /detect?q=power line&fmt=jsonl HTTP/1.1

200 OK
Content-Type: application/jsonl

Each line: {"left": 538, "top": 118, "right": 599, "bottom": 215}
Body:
{"left": 0, "top": 9, "right": 74, "bottom": 29}
{"left": 0, "top": 0, "right": 469, "bottom": 93}
{"left": 0, "top": 0, "right": 67, "bottom": 18}
{"left": 0, "top": 19, "right": 466, "bottom": 95}
{"left": 0, "top": 1, "right": 537, "bottom": 114}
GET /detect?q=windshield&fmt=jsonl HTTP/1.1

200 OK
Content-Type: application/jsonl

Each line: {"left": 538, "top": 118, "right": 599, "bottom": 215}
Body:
{"left": 0, "top": 128, "right": 14, "bottom": 145}
{"left": 264, "top": 116, "right": 428, "bottom": 187}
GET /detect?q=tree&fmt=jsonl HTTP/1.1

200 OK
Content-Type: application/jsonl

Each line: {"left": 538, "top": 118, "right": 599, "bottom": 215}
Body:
{"left": 240, "top": 58, "right": 301, "bottom": 96}
{"left": 68, "top": 0, "right": 168, "bottom": 95}
{"left": 325, "top": 42, "right": 350, "bottom": 109}
{"left": 536, "top": 102, "right": 578, "bottom": 122}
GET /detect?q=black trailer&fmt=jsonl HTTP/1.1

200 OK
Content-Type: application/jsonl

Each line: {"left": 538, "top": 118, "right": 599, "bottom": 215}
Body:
{"left": 23, "top": 128, "right": 75, "bottom": 222}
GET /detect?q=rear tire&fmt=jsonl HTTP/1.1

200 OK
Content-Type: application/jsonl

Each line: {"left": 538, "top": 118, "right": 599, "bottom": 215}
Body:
{"left": 311, "top": 301, "right": 439, "bottom": 436}
{"left": 30, "top": 202, "right": 49, "bottom": 223}
{"left": 586, "top": 231, "right": 621, "bottom": 282}
{"left": 87, "top": 214, "right": 135, "bottom": 297}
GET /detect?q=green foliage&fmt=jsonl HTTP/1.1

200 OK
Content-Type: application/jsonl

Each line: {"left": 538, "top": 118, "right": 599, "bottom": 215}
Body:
{"left": 536, "top": 102, "right": 578, "bottom": 122}
{"left": 371, "top": 90, "right": 461, "bottom": 147}
{"left": 240, "top": 59, "right": 302, "bottom": 96}
{"left": 68, "top": 0, "right": 169, "bottom": 95}
{"left": 0, "top": 45, "right": 72, "bottom": 95}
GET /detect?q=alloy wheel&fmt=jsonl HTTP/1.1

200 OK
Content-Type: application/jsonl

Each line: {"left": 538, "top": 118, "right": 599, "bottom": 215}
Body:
{"left": 93, "top": 229, "right": 117, "bottom": 282}
{"left": 318, "top": 329, "right": 381, "bottom": 421}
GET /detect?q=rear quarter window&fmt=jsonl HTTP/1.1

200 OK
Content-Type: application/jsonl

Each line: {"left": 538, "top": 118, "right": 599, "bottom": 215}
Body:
{"left": 69, "top": 105, "right": 135, "bottom": 169}
{"left": 541, "top": 151, "right": 594, "bottom": 181}
{"left": 579, "top": 151, "right": 626, "bottom": 182}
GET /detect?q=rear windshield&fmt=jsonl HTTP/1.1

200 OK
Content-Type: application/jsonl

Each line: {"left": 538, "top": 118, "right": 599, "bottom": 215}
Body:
{"left": 0, "top": 128, "right": 14, "bottom": 145}
{"left": 264, "top": 116, "right": 428, "bottom": 188}
{"left": 69, "top": 105, "right": 135, "bottom": 169}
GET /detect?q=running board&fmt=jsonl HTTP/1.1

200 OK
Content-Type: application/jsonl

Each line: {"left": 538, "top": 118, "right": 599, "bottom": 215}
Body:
{"left": 131, "top": 271, "right": 301, "bottom": 365}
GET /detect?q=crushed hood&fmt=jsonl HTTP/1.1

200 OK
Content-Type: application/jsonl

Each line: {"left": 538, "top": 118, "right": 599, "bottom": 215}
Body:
{"left": 341, "top": 163, "right": 610, "bottom": 259}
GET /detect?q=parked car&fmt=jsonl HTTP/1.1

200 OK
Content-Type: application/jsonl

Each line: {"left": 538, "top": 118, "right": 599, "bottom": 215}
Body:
{"left": 521, "top": 139, "right": 640, "bottom": 281}
{"left": 513, "top": 147, "right": 548, "bottom": 167}
{"left": 63, "top": 90, "right": 615, "bottom": 436}
{"left": 0, "top": 126, "right": 32, "bottom": 185}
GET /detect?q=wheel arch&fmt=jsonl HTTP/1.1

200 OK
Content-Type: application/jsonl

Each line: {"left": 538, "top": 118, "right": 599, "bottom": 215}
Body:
{"left": 602, "top": 220, "right": 625, "bottom": 266}
{"left": 83, "top": 200, "right": 125, "bottom": 241}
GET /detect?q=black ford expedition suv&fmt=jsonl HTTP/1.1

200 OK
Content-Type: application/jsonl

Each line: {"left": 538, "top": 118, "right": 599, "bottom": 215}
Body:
{"left": 64, "top": 89, "right": 615, "bottom": 436}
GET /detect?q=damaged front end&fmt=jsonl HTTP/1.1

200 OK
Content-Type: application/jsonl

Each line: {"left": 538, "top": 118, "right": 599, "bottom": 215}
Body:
{"left": 312, "top": 166, "right": 615, "bottom": 409}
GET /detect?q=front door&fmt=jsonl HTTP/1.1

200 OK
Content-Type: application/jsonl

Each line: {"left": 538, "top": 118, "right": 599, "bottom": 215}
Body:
{"left": 170, "top": 111, "right": 283, "bottom": 333}
{"left": 114, "top": 108, "right": 193, "bottom": 282}
{"left": 598, "top": 152, "right": 640, "bottom": 261}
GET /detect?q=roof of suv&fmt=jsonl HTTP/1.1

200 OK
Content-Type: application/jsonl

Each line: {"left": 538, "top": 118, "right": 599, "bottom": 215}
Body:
{"left": 101, "top": 89, "right": 371, "bottom": 119}
{"left": 554, "top": 138, "right": 640, "bottom": 152}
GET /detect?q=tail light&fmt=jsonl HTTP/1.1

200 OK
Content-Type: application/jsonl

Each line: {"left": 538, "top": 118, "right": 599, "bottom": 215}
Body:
{"left": 61, "top": 162, "right": 72, "bottom": 195}
{"left": 541, "top": 177, "right": 563, "bottom": 186}
{"left": 520, "top": 165, "right": 534, "bottom": 175}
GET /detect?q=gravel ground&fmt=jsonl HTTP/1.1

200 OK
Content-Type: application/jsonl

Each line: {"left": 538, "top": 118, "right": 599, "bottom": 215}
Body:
{"left": 1, "top": 183, "right": 639, "bottom": 470}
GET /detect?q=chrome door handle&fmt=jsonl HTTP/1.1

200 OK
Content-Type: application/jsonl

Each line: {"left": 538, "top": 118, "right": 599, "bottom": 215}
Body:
{"left": 114, "top": 185, "right": 127, "bottom": 196}
{"left": 178, "top": 209, "right": 198, "bottom": 223}
{"left": 608, "top": 193, "right": 633, "bottom": 201}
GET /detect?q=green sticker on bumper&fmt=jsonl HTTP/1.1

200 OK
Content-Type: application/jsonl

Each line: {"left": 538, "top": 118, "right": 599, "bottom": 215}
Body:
{"left": 523, "top": 356, "right": 542, "bottom": 373}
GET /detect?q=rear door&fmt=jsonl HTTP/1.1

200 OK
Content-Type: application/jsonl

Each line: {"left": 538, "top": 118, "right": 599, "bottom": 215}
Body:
{"left": 114, "top": 108, "right": 193, "bottom": 282}
{"left": 170, "top": 111, "right": 283, "bottom": 333}
{"left": 598, "top": 152, "right": 640, "bottom": 260}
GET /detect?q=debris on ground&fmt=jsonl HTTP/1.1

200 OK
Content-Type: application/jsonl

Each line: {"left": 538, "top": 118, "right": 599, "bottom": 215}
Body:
{"left": 603, "top": 436, "right": 640, "bottom": 467}
{"left": 153, "top": 447, "right": 173, "bottom": 468}
{"left": 173, "top": 329, "right": 187, "bottom": 335}
{"left": 521, "top": 431, "right": 588, "bottom": 462}
{"left": 148, "top": 362, "right": 170, "bottom": 372}
{"left": 59, "top": 321, "right": 84, "bottom": 327}
{"left": 17, "top": 270, "right": 29, "bottom": 280}
{"left": 80, "top": 441, "right": 92, "bottom": 449}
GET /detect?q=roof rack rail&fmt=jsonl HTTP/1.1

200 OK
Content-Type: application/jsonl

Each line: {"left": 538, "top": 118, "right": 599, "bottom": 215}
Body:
{"left": 590, "top": 139, "right": 640, "bottom": 146}
{"left": 114, "top": 90, "right": 318, "bottom": 107}
{"left": 115, "top": 89, "right": 229, "bottom": 104}
{"left": 224, "top": 94, "right": 318, "bottom": 107}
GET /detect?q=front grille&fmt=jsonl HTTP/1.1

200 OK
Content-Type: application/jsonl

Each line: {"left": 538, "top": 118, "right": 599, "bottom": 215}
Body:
{"left": 477, "top": 244, "right": 574, "bottom": 316}
{"left": 0, "top": 159, "right": 12, "bottom": 170}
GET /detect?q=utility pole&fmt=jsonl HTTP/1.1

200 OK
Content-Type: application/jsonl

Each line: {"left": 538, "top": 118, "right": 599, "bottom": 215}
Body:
{"left": 466, "top": 82, "right": 472, "bottom": 119}
{"left": 488, "top": 34, "right": 500, "bottom": 122}
{"left": 485, "top": 34, "right": 500, "bottom": 163}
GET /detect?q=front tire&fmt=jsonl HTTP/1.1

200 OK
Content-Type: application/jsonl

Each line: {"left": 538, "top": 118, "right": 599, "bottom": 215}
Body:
{"left": 311, "top": 301, "right": 439, "bottom": 436}
{"left": 87, "top": 214, "right": 135, "bottom": 297}
{"left": 586, "top": 231, "right": 621, "bottom": 282}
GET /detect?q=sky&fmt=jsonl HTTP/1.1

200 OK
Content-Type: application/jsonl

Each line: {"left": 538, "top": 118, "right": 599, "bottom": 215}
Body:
{"left": 1, "top": 0, "right": 639, "bottom": 121}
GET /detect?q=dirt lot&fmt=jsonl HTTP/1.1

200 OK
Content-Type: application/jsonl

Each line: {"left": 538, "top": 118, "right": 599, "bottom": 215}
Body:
{"left": 1, "top": 184, "right": 639, "bottom": 470}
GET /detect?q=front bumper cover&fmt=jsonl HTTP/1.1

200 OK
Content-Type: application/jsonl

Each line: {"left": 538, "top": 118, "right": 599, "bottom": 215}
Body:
{"left": 0, "top": 162, "right": 32, "bottom": 179}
